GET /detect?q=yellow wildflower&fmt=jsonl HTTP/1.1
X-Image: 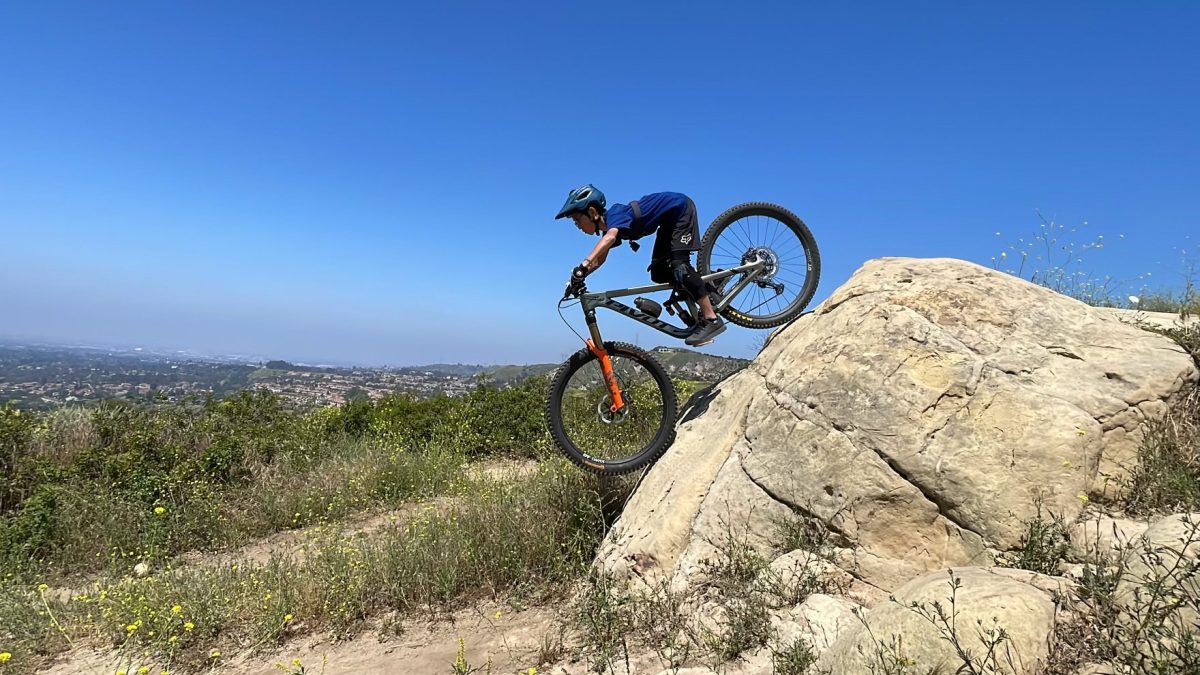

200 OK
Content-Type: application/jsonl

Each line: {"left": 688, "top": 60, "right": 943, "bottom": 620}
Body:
{"left": 292, "top": 658, "right": 302, "bottom": 666}
{"left": 528, "top": 669, "right": 537, "bottom": 675}
{"left": 0, "top": 652, "right": 11, "bottom": 663}
{"left": 138, "top": 668, "right": 150, "bottom": 674}
{"left": 284, "top": 614, "right": 293, "bottom": 622}
{"left": 37, "top": 583, "right": 48, "bottom": 592}
{"left": 116, "top": 671, "right": 126, "bottom": 675}
{"left": 126, "top": 624, "right": 138, "bottom": 632}
{"left": 171, "top": 605, "right": 182, "bottom": 614}
{"left": 154, "top": 506, "right": 166, "bottom": 515}
{"left": 1077, "top": 493, "right": 1089, "bottom": 503}
{"left": 210, "top": 649, "right": 221, "bottom": 659}
{"left": 495, "top": 610, "right": 502, "bottom": 619}
{"left": 184, "top": 622, "right": 194, "bottom": 631}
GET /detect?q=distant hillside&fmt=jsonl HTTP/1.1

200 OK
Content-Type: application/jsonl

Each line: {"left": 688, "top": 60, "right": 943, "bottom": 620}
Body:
{"left": 389, "top": 349, "right": 747, "bottom": 388}
{"left": 390, "top": 363, "right": 489, "bottom": 377}
{"left": 481, "top": 364, "right": 558, "bottom": 386}
{"left": 647, "top": 346, "right": 750, "bottom": 381}
{"left": 1, "top": 343, "right": 749, "bottom": 409}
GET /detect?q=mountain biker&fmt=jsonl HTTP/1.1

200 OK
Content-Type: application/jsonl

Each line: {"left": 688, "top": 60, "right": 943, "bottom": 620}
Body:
{"left": 556, "top": 184, "right": 726, "bottom": 347}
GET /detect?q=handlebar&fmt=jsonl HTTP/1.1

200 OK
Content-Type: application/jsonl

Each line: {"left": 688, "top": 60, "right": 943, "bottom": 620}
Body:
{"left": 562, "top": 266, "right": 589, "bottom": 301}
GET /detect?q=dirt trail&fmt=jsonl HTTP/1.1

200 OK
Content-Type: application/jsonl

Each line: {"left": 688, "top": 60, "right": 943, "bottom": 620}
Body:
{"left": 39, "top": 459, "right": 584, "bottom": 675}
{"left": 176, "top": 457, "right": 539, "bottom": 572}
{"left": 46, "top": 459, "right": 541, "bottom": 601}
{"left": 42, "top": 601, "right": 567, "bottom": 675}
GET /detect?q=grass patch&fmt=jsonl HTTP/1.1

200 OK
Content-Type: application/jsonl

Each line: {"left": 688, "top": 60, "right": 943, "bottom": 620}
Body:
{"left": 571, "top": 510, "right": 844, "bottom": 673}
{"left": 998, "top": 501, "right": 1070, "bottom": 575}
{"left": 1121, "top": 325, "right": 1200, "bottom": 516}
{"left": 0, "top": 376, "right": 561, "bottom": 580}
{"left": 0, "top": 462, "right": 605, "bottom": 674}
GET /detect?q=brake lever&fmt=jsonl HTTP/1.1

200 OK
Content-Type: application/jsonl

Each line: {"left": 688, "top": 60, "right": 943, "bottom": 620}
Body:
{"left": 562, "top": 278, "right": 587, "bottom": 301}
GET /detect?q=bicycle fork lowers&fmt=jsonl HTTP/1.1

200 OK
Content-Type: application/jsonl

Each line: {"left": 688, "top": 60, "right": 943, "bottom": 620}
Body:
{"left": 584, "top": 311, "right": 626, "bottom": 418}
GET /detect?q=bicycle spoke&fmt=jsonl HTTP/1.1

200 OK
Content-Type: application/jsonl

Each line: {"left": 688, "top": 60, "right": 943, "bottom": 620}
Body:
{"left": 557, "top": 352, "right": 667, "bottom": 464}
{"left": 697, "top": 204, "right": 819, "bottom": 327}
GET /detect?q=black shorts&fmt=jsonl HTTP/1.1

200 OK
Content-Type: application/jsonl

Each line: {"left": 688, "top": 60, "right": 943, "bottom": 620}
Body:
{"left": 649, "top": 197, "right": 700, "bottom": 263}
{"left": 646, "top": 199, "right": 705, "bottom": 299}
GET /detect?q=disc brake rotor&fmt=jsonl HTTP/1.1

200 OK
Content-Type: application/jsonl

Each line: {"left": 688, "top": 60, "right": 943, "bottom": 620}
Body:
{"left": 597, "top": 392, "right": 630, "bottom": 425}
{"left": 742, "top": 247, "right": 784, "bottom": 291}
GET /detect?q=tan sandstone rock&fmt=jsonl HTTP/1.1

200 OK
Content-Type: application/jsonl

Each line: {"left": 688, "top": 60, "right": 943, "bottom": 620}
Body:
{"left": 769, "top": 592, "right": 859, "bottom": 654}
{"left": 1114, "top": 512, "right": 1200, "bottom": 669}
{"left": 597, "top": 257, "right": 1196, "bottom": 593}
{"left": 817, "top": 567, "right": 1068, "bottom": 674}
{"left": 1068, "top": 514, "right": 1151, "bottom": 560}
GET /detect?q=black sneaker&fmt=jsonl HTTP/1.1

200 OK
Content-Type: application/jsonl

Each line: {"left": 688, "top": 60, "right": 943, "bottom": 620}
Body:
{"left": 685, "top": 317, "right": 726, "bottom": 346}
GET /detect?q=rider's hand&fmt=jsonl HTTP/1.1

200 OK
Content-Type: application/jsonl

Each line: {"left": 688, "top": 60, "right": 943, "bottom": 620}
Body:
{"left": 564, "top": 266, "right": 587, "bottom": 299}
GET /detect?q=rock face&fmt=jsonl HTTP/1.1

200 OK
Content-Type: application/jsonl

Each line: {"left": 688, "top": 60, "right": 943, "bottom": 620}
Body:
{"left": 596, "top": 258, "right": 1196, "bottom": 592}
{"left": 817, "top": 567, "right": 1069, "bottom": 675}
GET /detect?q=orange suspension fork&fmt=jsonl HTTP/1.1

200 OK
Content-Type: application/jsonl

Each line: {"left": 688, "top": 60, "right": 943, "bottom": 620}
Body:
{"left": 586, "top": 339, "right": 625, "bottom": 413}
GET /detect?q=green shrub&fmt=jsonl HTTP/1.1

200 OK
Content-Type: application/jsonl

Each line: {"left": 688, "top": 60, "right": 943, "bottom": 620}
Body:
{"left": 1001, "top": 502, "right": 1070, "bottom": 575}
{"left": 1122, "top": 384, "right": 1200, "bottom": 515}
{"left": 0, "top": 404, "right": 35, "bottom": 514}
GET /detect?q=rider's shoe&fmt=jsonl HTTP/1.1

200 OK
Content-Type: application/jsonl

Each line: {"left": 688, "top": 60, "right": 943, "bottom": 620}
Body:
{"left": 685, "top": 317, "right": 726, "bottom": 347}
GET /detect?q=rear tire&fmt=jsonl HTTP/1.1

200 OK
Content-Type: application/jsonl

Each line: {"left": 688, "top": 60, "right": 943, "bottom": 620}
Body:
{"left": 697, "top": 202, "right": 820, "bottom": 329}
{"left": 546, "top": 342, "right": 677, "bottom": 476}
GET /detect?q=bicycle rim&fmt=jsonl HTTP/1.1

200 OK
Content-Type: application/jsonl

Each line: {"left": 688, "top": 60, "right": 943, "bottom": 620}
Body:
{"left": 700, "top": 203, "right": 819, "bottom": 327}
{"left": 548, "top": 343, "right": 675, "bottom": 475}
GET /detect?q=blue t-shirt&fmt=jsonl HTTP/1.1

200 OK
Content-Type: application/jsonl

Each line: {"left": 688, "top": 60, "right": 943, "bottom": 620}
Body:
{"left": 606, "top": 192, "right": 690, "bottom": 243}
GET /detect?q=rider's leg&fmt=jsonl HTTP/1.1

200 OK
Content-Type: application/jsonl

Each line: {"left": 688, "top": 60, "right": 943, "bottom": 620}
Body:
{"left": 668, "top": 257, "right": 718, "bottom": 321}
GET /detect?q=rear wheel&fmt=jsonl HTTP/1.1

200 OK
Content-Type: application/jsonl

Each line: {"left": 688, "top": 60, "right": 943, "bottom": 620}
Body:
{"left": 546, "top": 341, "right": 677, "bottom": 476}
{"left": 697, "top": 202, "right": 821, "bottom": 328}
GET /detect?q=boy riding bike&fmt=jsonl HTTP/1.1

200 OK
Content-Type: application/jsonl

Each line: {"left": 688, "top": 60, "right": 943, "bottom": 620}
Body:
{"left": 556, "top": 184, "right": 726, "bottom": 346}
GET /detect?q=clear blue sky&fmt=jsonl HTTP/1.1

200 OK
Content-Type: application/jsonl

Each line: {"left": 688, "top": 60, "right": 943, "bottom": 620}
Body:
{"left": 2, "top": 1, "right": 1197, "bottom": 366}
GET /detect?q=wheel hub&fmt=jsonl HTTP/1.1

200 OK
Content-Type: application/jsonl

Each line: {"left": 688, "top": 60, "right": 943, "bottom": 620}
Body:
{"left": 597, "top": 393, "right": 629, "bottom": 425}
{"left": 743, "top": 247, "right": 780, "bottom": 279}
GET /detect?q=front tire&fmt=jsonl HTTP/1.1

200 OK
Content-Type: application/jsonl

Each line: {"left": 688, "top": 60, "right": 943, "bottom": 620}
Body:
{"left": 697, "top": 202, "right": 821, "bottom": 329}
{"left": 546, "top": 341, "right": 677, "bottom": 476}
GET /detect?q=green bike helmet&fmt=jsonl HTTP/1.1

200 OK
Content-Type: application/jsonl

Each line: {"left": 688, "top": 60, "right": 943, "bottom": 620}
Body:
{"left": 555, "top": 184, "right": 606, "bottom": 219}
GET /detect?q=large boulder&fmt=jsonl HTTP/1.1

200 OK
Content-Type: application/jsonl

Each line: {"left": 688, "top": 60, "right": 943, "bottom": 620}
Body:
{"left": 596, "top": 258, "right": 1196, "bottom": 591}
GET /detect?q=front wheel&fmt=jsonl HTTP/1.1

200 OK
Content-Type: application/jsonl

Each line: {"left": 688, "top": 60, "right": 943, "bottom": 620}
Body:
{"left": 546, "top": 341, "right": 677, "bottom": 476}
{"left": 698, "top": 202, "right": 821, "bottom": 329}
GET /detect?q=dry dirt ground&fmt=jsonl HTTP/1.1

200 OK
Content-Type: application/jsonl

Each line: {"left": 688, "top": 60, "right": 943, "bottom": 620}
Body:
{"left": 43, "top": 601, "right": 568, "bottom": 675}
{"left": 40, "top": 459, "right": 660, "bottom": 675}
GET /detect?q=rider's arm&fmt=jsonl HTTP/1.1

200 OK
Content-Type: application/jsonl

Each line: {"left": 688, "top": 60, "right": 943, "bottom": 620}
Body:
{"left": 580, "top": 228, "right": 622, "bottom": 273}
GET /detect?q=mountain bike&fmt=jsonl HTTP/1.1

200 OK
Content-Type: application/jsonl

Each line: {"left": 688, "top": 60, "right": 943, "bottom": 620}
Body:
{"left": 547, "top": 202, "right": 820, "bottom": 476}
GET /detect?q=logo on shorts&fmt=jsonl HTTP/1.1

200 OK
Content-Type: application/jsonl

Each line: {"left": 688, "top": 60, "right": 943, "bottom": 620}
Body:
{"left": 680, "top": 233, "right": 693, "bottom": 245}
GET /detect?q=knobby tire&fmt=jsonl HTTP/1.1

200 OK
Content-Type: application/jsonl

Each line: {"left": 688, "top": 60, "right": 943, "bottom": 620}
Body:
{"left": 546, "top": 341, "right": 677, "bottom": 476}
{"left": 697, "top": 202, "right": 821, "bottom": 328}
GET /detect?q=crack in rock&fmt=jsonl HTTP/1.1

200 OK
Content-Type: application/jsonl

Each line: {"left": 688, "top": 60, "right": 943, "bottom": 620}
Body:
{"left": 761, "top": 385, "right": 989, "bottom": 543}
{"left": 733, "top": 451, "right": 887, "bottom": 592}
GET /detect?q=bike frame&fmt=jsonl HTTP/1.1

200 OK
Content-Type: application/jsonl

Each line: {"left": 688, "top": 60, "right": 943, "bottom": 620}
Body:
{"left": 577, "top": 257, "right": 767, "bottom": 344}
{"left": 572, "top": 257, "right": 765, "bottom": 416}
